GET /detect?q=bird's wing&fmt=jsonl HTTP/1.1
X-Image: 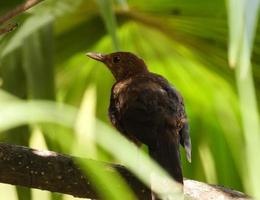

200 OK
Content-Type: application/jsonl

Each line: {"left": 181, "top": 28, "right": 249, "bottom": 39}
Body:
{"left": 159, "top": 78, "right": 192, "bottom": 163}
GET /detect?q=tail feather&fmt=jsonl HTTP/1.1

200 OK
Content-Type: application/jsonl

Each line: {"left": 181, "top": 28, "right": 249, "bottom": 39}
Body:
{"left": 149, "top": 131, "right": 183, "bottom": 184}
{"left": 180, "top": 122, "right": 192, "bottom": 163}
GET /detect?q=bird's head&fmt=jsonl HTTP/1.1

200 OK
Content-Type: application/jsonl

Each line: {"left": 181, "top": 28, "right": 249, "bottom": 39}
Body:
{"left": 86, "top": 52, "right": 148, "bottom": 81}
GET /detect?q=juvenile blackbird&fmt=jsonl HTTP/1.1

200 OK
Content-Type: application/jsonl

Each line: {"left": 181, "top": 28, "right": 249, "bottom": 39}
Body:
{"left": 86, "top": 52, "right": 191, "bottom": 184}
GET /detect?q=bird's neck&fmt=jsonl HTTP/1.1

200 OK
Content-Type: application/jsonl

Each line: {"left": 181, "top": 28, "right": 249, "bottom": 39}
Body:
{"left": 114, "top": 66, "right": 149, "bottom": 82}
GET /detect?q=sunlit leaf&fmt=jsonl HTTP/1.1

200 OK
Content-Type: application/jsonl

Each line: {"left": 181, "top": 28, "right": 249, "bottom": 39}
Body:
{"left": 227, "top": 0, "right": 260, "bottom": 198}
{"left": 95, "top": 0, "right": 120, "bottom": 50}
{"left": 0, "top": 97, "right": 182, "bottom": 199}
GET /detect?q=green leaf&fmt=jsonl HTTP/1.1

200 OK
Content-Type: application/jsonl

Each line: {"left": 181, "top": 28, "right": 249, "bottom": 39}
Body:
{"left": 227, "top": 0, "right": 260, "bottom": 198}
{"left": 95, "top": 0, "right": 121, "bottom": 50}
{"left": 0, "top": 96, "right": 182, "bottom": 199}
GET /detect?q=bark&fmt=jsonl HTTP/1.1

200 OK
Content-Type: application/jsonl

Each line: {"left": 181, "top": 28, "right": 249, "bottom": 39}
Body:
{"left": 0, "top": 143, "right": 250, "bottom": 200}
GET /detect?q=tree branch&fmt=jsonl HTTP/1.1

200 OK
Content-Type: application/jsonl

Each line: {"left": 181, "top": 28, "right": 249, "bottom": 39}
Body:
{"left": 0, "top": 143, "right": 250, "bottom": 200}
{"left": 0, "top": 0, "right": 44, "bottom": 35}
{"left": 0, "top": 0, "right": 44, "bottom": 24}
{"left": 0, "top": 23, "right": 18, "bottom": 35}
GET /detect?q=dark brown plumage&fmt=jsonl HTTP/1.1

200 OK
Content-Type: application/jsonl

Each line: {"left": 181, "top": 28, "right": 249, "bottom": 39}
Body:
{"left": 86, "top": 52, "right": 191, "bottom": 184}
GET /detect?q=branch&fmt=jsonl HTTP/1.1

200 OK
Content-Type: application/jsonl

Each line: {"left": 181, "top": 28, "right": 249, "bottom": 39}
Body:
{"left": 0, "top": 0, "right": 44, "bottom": 24}
{"left": 0, "top": 143, "right": 250, "bottom": 200}
{"left": 0, "top": 0, "right": 44, "bottom": 35}
{"left": 0, "top": 23, "right": 18, "bottom": 35}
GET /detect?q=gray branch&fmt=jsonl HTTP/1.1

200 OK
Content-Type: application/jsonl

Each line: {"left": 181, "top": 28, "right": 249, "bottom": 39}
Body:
{"left": 0, "top": 143, "right": 250, "bottom": 200}
{"left": 0, "top": 0, "right": 44, "bottom": 35}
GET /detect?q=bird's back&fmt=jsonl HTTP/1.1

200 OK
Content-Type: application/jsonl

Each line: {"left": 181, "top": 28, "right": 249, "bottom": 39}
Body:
{"left": 109, "top": 73, "right": 186, "bottom": 147}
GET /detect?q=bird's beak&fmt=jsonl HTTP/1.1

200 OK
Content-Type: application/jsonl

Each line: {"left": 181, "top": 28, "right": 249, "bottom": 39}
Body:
{"left": 86, "top": 52, "right": 106, "bottom": 62}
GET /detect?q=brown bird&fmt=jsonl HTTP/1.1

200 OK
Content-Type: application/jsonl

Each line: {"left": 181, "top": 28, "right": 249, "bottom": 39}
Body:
{"left": 86, "top": 52, "right": 191, "bottom": 184}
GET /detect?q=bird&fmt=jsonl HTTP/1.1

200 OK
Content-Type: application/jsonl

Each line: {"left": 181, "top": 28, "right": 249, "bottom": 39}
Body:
{"left": 86, "top": 52, "right": 191, "bottom": 185}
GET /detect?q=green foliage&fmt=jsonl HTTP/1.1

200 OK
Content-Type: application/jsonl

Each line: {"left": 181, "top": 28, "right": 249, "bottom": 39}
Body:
{"left": 0, "top": 0, "right": 260, "bottom": 199}
{"left": 227, "top": 0, "right": 260, "bottom": 198}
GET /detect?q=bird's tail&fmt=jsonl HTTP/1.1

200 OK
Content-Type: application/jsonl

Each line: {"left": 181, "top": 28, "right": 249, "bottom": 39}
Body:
{"left": 149, "top": 131, "right": 183, "bottom": 184}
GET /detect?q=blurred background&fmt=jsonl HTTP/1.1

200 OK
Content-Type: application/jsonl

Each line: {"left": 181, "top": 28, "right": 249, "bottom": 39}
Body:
{"left": 0, "top": 0, "right": 260, "bottom": 199}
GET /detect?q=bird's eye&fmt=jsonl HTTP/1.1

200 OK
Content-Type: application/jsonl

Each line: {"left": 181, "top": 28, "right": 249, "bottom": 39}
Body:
{"left": 112, "top": 56, "right": 120, "bottom": 63}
